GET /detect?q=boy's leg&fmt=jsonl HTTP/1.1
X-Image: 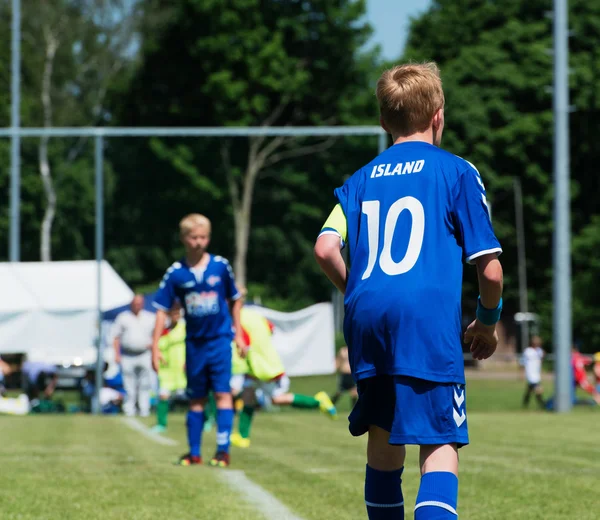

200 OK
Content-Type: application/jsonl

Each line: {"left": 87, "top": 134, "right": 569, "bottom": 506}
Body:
{"left": 214, "top": 392, "right": 234, "bottom": 456}
{"left": 522, "top": 383, "right": 533, "bottom": 407}
{"left": 269, "top": 376, "right": 337, "bottom": 418}
{"left": 231, "top": 383, "right": 256, "bottom": 448}
{"left": 178, "top": 340, "right": 208, "bottom": 465}
{"left": 415, "top": 444, "right": 459, "bottom": 519}
{"left": 137, "top": 352, "right": 152, "bottom": 417}
{"left": 350, "top": 386, "right": 359, "bottom": 408}
{"left": 184, "top": 397, "right": 207, "bottom": 463}
{"left": 208, "top": 340, "right": 234, "bottom": 466}
{"left": 203, "top": 392, "right": 217, "bottom": 432}
{"left": 365, "top": 425, "right": 405, "bottom": 520}
{"left": 157, "top": 390, "right": 170, "bottom": 428}
{"left": 331, "top": 374, "right": 344, "bottom": 405}
{"left": 152, "top": 386, "right": 170, "bottom": 432}
{"left": 534, "top": 384, "right": 546, "bottom": 408}
{"left": 238, "top": 386, "right": 256, "bottom": 439}
{"left": 120, "top": 356, "right": 136, "bottom": 417}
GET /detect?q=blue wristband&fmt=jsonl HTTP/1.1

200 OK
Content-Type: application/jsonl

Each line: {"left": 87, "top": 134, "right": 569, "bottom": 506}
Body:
{"left": 476, "top": 296, "right": 503, "bottom": 326}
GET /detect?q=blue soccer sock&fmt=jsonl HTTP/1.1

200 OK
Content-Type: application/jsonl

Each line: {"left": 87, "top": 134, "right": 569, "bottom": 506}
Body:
{"left": 364, "top": 465, "right": 404, "bottom": 519}
{"left": 186, "top": 411, "right": 205, "bottom": 457}
{"left": 414, "top": 471, "right": 458, "bottom": 519}
{"left": 216, "top": 408, "right": 234, "bottom": 453}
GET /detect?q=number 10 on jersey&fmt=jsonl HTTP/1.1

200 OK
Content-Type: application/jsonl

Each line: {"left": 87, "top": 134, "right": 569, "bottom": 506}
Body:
{"left": 361, "top": 196, "right": 425, "bottom": 280}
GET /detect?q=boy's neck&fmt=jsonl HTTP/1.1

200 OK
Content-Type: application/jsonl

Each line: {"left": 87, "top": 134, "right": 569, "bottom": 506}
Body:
{"left": 392, "top": 128, "right": 434, "bottom": 146}
{"left": 186, "top": 251, "right": 209, "bottom": 269}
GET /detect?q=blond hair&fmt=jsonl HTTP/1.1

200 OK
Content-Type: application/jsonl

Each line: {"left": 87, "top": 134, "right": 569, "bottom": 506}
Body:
{"left": 376, "top": 62, "right": 444, "bottom": 137}
{"left": 179, "top": 213, "right": 211, "bottom": 236}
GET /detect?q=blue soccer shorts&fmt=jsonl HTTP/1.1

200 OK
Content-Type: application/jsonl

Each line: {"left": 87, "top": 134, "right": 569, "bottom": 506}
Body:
{"left": 348, "top": 375, "right": 469, "bottom": 447}
{"left": 185, "top": 336, "right": 232, "bottom": 399}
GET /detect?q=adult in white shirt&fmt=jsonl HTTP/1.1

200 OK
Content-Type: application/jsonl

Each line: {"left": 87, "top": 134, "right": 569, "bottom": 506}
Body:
{"left": 521, "top": 336, "right": 546, "bottom": 409}
{"left": 112, "top": 295, "right": 156, "bottom": 416}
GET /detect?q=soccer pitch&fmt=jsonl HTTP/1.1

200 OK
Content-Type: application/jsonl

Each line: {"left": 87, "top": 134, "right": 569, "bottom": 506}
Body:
{"left": 1, "top": 376, "right": 599, "bottom": 520}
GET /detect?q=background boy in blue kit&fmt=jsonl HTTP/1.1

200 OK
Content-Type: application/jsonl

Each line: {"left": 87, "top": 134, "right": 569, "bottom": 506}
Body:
{"left": 152, "top": 213, "right": 247, "bottom": 468}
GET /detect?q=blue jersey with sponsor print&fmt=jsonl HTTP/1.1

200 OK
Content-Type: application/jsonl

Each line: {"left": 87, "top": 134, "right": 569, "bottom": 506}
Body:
{"left": 334, "top": 141, "right": 502, "bottom": 384}
{"left": 153, "top": 255, "right": 240, "bottom": 341}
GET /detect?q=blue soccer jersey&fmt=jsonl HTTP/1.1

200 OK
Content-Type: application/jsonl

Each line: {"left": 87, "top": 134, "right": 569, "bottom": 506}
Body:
{"left": 153, "top": 255, "right": 241, "bottom": 341}
{"left": 324, "top": 141, "right": 502, "bottom": 384}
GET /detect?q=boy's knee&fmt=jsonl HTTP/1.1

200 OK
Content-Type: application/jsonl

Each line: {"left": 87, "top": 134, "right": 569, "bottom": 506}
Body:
{"left": 189, "top": 397, "right": 207, "bottom": 411}
{"left": 367, "top": 425, "right": 405, "bottom": 471}
{"left": 214, "top": 392, "right": 233, "bottom": 407}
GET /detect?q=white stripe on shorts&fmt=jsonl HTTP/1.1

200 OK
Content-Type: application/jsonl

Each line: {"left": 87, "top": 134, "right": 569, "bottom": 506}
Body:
{"left": 365, "top": 500, "right": 404, "bottom": 508}
{"left": 415, "top": 500, "right": 458, "bottom": 515}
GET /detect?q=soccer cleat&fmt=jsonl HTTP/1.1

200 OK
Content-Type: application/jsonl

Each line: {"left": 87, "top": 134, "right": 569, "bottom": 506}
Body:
{"left": 315, "top": 391, "right": 338, "bottom": 420}
{"left": 209, "top": 451, "right": 231, "bottom": 468}
{"left": 175, "top": 453, "right": 202, "bottom": 466}
{"left": 150, "top": 425, "right": 167, "bottom": 434}
{"left": 230, "top": 432, "right": 251, "bottom": 449}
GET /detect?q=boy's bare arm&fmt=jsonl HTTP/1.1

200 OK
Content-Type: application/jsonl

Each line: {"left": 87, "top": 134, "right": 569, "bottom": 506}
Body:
{"left": 151, "top": 310, "right": 167, "bottom": 372}
{"left": 464, "top": 254, "right": 503, "bottom": 360}
{"left": 476, "top": 254, "right": 503, "bottom": 309}
{"left": 314, "top": 234, "right": 348, "bottom": 295}
{"left": 229, "top": 298, "right": 248, "bottom": 357}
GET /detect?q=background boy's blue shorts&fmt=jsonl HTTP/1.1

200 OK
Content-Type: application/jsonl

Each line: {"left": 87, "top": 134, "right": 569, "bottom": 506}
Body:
{"left": 185, "top": 336, "right": 232, "bottom": 399}
{"left": 348, "top": 375, "right": 469, "bottom": 447}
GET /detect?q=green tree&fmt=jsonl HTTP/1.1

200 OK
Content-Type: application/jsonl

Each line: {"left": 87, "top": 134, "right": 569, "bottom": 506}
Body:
{"left": 0, "top": 0, "right": 140, "bottom": 262}
{"left": 403, "top": 0, "right": 600, "bottom": 349}
{"left": 108, "top": 0, "right": 376, "bottom": 291}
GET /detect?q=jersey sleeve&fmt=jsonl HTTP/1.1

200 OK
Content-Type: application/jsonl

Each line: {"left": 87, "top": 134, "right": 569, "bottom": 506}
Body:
{"left": 223, "top": 261, "right": 241, "bottom": 300}
{"left": 153, "top": 270, "right": 176, "bottom": 311}
{"left": 318, "top": 204, "right": 347, "bottom": 248}
{"left": 453, "top": 165, "right": 502, "bottom": 264}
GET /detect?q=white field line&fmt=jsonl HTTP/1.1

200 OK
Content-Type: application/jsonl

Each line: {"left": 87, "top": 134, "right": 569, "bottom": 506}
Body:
{"left": 120, "top": 417, "right": 178, "bottom": 446}
{"left": 219, "top": 470, "right": 306, "bottom": 520}
{"left": 121, "top": 418, "right": 304, "bottom": 519}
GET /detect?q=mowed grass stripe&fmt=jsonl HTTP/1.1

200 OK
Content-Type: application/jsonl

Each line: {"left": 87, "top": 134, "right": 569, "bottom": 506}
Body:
{"left": 0, "top": 416, "right": 257, "bottom": 520}
{"left": 2, "top": 377, "right": 600, "bottom": 520}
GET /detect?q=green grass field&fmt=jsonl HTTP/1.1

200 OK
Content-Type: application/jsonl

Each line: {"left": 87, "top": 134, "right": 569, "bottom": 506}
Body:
{"left": 1, "top": 375, "right": 599, "bottom": 520}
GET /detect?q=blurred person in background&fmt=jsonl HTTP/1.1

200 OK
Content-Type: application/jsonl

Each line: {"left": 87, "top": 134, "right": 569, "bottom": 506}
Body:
{"left": 230, "top": 288, "right": 337, "bottom": 449}
{"left": 520, "top": 336, "right": 546, "bottom": 409}
{"left": 0, "top": 356, "right": 58, "bottom": 413}
{"left": 21, "top": 359, "right": 58, "bottom": 403}
{"left": 593, "top": 352, "right": 600, "bottom": 392}
{"left": 571, "top": 346, "right": 600, "bottom": 405}
{"left": 112, "top": 294, "right": 155, "bottom": 417}
{"left": 0, "top": 355, "right": 7, "bottom": 396}
{"left": 331, "top": 345, "right": 358, "bottom": 408}
{"left": 0, "top": 356, "right": 29, "bottom": 415}
{"left": 152, "top": 301, "right": 187, "bottom": 433}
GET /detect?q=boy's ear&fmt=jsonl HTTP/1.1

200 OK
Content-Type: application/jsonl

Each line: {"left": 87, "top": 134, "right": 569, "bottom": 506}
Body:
{"left": 432, "top": 108, "right": 444, "bottom": 131}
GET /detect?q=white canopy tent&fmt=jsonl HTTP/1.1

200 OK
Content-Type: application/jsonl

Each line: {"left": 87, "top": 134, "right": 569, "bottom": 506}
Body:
{"left": 0, "top": 261, "right": 134, "bottom": 365}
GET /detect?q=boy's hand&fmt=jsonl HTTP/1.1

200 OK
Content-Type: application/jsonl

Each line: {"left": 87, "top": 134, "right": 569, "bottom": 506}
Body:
{"left": 464, "top": 319, "right": 498, "bottom": 360}
{"left": 152, "top": 348, "right": 163, "bottom": 372}
{"left": 235, "top": 334, "right": 249, "bottom": 359}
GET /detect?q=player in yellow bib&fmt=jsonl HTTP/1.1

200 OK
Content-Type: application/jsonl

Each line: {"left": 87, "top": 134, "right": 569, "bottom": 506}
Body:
{"left": 230, "top": 290, "right": 337, "bottom": 448}
{"left": 152, "top": 302, "right": 187, "bottom": 433}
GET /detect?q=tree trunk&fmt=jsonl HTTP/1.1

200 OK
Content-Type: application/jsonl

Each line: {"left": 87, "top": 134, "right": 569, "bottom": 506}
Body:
{"left": 39, "top": 32, "right": 59, "bottom": 262}
{"left": 232, "top": 161, "right": 259, "bottom": 288}
{"left": 224, "top": 131, "right": 335, "bottom": 289}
